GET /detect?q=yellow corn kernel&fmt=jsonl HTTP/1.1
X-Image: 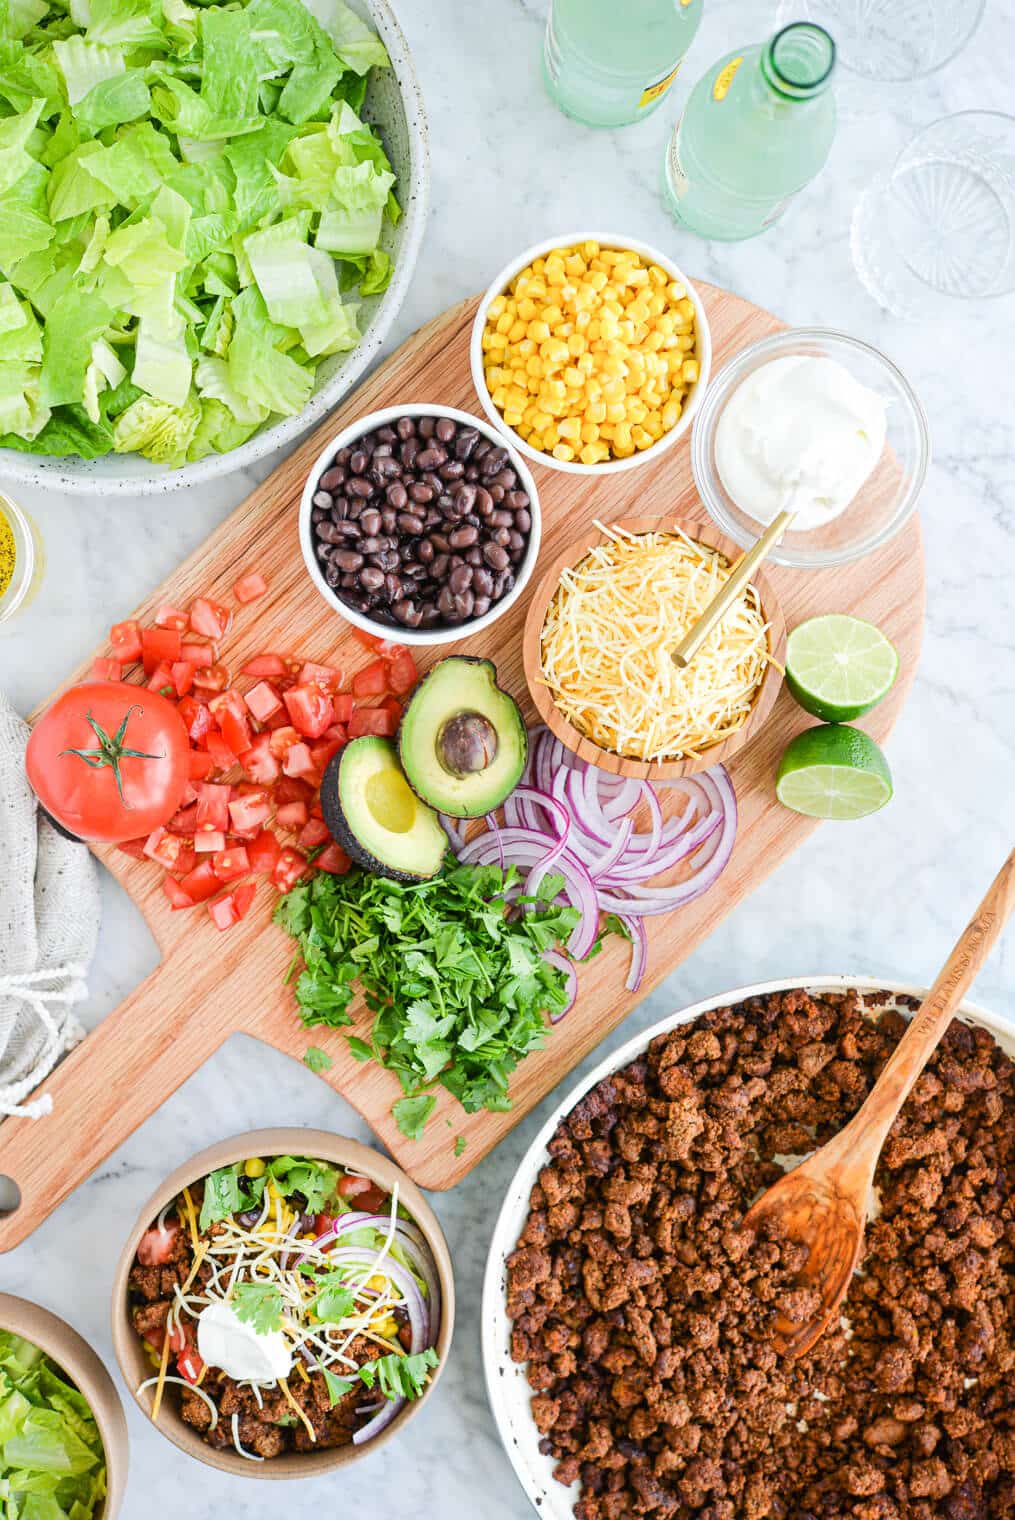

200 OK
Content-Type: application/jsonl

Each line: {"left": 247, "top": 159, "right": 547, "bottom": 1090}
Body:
{"left": 676, "top": 333, "right": 696, "bottom": 351}
{"left": 587, "top": 400, "right": 607, "bottom": 424}
{"left": 482, "top": 331, "right": 506, "bottom": 353}
{"left": 678, "top": 297, "right": 695, "bottom": 320}
{"left": 542, "top": 304, "right": 563, "bottom": 327}
{"left": 648, "top": 264, "right": 668, "bottom": 287}
{"left": 626, "top": 400, "right": 647, "bottom": 425}
{"left": 543, "top": 376, "right": 567, "bottom": 400}
{"left": 525, "top": 355, "right": 543, "bottom": 378}
{"left": 496, "top": 311, "right": 514, "bottom": 335}
{"left": 564, "top": 253, "right": 586, "bottom": 277}
{"left": 579, "top": 441, "right": 609, "bottom": 465}
{"left": 613, "top": 421, "right": 632, "bottom": 452}
{"left": 551, "top": 443, "right": 575, "bottom": 461}
{"left": 527, "top": 278, "right": 547, "bottom": 300}
{"left": 527, "top": 319, "right": 551, "bottom": 343}
{"left": 562, "top": 365, "right": 584, "bottom": 388}
{"left": 244, "top": 1158, "right": 266, "bottom": 1178}
{"left": 503, "top": 409, "right": 524, "bottom": 427}
{"left": 578, "top": 419, "right": 599, "bottom": 444}
{"left": 545, "top": 263, "right": 566, "bottom": 288}
{"left": 541, "top": 340, "right": 570, "bottom": 368}
{"left": 528, "top": 431, "right": 545, "bottom": 451}
{"left": 605, "top": 401, "right": 627, "bottom": 423}
{"left": 632, "top": 425, "right": 654, "bottom": 450}
{"left": 557, "top": 416, "right": 581, "bottom": 442}
{"left": 681, "top": 358, "right": 700, "bottom": 385}
{"left": 490, "top": 386, "right": 508, "bottom": 408}
{"left": 644, "top": 412, "right": 664, "bottom": 439}
{"left": 566, "top": 332, "right": 587, "bottom": 357}
{"left": 586, "top": 269, "right": 608, "bottom": 292}
{"left": 508, "top": 319, "right": 527, "bottom": 342}
{"left": 602, "top": 378, "right": 626, "bottom": 404}
{"left": 516, "top": 338, "right": 536, "bottom": 358}
{"left": 516, "top": 297, "right": 537, "bottom": 321}
{"left": 487, "top": 294, "right": 506, "bottom": 318}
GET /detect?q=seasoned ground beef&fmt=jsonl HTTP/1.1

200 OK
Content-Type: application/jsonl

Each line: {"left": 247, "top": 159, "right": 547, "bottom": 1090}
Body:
{"left": 506, "top": 988, "right": 1014, "bottom": 1519}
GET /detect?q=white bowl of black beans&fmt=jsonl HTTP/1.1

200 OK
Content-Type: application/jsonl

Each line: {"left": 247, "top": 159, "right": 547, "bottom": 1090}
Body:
{"left": 299, "top": 404, "right": 541, "bottom": 645}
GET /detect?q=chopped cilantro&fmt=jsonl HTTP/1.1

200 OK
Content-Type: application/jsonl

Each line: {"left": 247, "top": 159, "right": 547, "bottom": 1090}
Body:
{"left": 454, "top": 1136, "right": 467, "bottom": 1158}
{"left": 232, "top": 1282, "right": 284, "bottom": 1335}
{"left": 323, "top": 1369, "right": 355, "bottom": 1406}
{"left": 303, "top": 1045, "right": 333, "bottom": 1074}
{"left": 266, "top": 1156, "right": 338, "bottom": 1215}
{"left": 274, "top": 863, "right": 594, "bottom": 1137}
{"left": 199, "top": 1164, "right": 264, "bottom": 1229}
{"left": 308, "top": 1272, "right": 356, "bottom": 1323}
{"left": 359, "top": 1347, "right": 438, "bottom": 1402}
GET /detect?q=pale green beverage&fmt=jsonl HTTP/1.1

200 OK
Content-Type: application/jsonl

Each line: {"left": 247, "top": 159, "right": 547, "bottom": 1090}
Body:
{"left": 543, "top": 0, "right": 703, "bottom": 130}
{"left": 663, "top": 23, "right": 836, "bottom": 241}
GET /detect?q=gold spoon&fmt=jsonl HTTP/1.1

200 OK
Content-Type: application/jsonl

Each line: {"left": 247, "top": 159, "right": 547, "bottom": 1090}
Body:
{"left": 741, "top": 846, "right": 1015, "bottom": 1359}
{"left": 672, "top": 508, "right": 794, "bottom": 668}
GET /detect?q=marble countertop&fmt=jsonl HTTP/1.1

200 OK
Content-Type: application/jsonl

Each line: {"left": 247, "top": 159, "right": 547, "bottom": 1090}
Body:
{"left": 2, "top": 1, "right": 1014, "bottom": 1515}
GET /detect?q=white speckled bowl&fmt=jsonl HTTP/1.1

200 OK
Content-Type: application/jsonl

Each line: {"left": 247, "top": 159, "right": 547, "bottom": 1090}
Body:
{"left": 482, "top": 976, "right": 1015, "bottom": 1520}
{"left": 0, "top": 0, "right": 428, "bottom": 498}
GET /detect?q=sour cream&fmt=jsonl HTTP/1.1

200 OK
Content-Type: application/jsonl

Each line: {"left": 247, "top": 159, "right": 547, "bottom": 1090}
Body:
{"left": 197, "top": 1299, "right": 293, "bottom": 1383}
{"left": 714, "top": 355, "right": 887, "bottom": 531}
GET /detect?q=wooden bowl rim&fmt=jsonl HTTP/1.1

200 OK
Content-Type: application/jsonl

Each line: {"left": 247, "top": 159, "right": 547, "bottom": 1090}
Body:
{"left": 110, "top": 1129, "right": 455, "bottom": 1480}
{"left": 521, "top": 514, "right": 787, "bottom": 779}
{"left": 0, "top": 1291, "right": 129, "bottom": 1518}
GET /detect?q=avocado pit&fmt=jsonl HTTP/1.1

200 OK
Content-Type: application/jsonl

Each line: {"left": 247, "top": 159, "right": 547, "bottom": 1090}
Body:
{"left": 438, "top": 712, "right": 499, "bottom": 778}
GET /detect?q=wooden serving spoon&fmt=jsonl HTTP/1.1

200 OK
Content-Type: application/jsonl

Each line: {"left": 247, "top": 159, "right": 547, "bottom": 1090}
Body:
{"left": 743, "top": 845, "right": 1015, "bottom": 1359}
{"left": 672, "top": 508, "right": 794, "bottom": 668}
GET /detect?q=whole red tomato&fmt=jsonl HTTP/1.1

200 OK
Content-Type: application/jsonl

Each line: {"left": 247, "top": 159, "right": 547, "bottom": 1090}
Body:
{"left": 26, "top": 683, "right": 190, "bottom": 843}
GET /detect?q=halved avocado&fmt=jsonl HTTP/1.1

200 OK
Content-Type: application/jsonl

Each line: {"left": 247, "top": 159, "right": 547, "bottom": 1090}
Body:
{"left": 398, "top": 656, "right": 527, "bottom": 819}
{"left": 320, "top": 737, "right": 447, "bottom": 881}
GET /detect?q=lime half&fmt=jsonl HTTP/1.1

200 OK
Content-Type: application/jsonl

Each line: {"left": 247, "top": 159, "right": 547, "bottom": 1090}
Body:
{"left": 785, "top": 614, "right": 899, "bottom": 723}
{"left": 776, "top": 725, "right": 893, "bottom": 821}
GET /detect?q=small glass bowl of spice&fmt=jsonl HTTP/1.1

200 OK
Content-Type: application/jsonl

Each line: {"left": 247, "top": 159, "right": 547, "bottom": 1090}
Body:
{"left": 0, "top": 493, "right": 43, "bottom": 626}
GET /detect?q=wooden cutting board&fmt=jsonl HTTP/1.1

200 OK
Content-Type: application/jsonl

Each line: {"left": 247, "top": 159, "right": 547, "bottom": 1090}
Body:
{"left": 0, "top": 286, "right": 924, "bottom": 1248}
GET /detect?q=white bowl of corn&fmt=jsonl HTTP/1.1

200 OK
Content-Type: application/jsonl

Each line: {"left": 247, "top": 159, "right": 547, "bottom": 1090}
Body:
{"left": 469, "top": 233, "right": 712, "bottom": 476}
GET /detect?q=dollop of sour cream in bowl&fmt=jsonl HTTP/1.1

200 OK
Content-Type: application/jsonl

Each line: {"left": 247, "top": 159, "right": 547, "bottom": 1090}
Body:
{"left": 197, "top": 1300, "right": 293, "bottom": 1385}
{"left": 714, "top": 355, "right": 888, "bottom": 531}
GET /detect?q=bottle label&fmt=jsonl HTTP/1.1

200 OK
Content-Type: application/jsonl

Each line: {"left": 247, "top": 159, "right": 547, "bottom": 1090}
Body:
{"left": 638, "top": 61, "right": 682, "bottom": 110}
{"left": 712, "top": 56, "right": 743, "bottom": 101}
{"left": 667, "top": 119, "right": 689, "bottom": 198}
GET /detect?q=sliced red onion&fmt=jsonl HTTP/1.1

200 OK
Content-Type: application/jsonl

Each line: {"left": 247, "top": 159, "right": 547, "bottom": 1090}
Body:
{"left": 321, "top": 1248, "right": 430, "bottom": 1352}
{"left": 353, "top": 1395, "right": 406, "bottom": 1445}
{"left": 294, "top": 1212, "right": 374, "bottom": 1265}
{"left": 620, "top": 915, "right": 648, "bottom": 992}
{"left": 543, "top": 950, "right": 577, "bottom": 1022}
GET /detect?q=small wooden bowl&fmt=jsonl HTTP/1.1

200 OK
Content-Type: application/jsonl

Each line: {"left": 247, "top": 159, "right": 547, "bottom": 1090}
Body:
{"left": 522, "top": 515, "right": 786, "bottom": 779}
{"left": 0, "top": 1292, "right": 129, "bottom": 1518}
{"left": 111, "top": 1129, "right": 454, "bottom": 1479}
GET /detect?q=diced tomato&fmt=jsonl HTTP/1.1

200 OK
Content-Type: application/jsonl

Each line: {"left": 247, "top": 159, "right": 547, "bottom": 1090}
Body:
{"left": 337, "top": 1175, "right": 387, "bottom": 1212}
{"left": 297, "top": 661, "right": 343, "bottom": 691}
{"left": 205, "top": 732, "right": 238, "bottom": 772}
{"left": 317, "top": 843, "right": 352, "bottom": 875}
{"left": 91, "top": 657, "right": 122, "bottom": 682}
{"left": 275, "top": 776, "right": 314, "bottom": 805}
{"left": 174, "top": 843, "right": 197, "bottom": 874}
{"left": 351, "top": 658, "right": 388, "bottom": 699}
{"left": 233, "top": 881, "right": 256, "bottom": 918}
{"left": 179, "top": 641, "right": 215, "bottom": 667}
{"left": 271, "top": 846, "right": 307, "bottom": 893}
{"left": 265, "top": 707, "right": 292, "bottom": 729}
{"left": 141, "top": 626, "right": 182, "bottom": 675}
{"left": 268, "top": 725, "right": 301, "bottom": 760}
{"left": 168, "top": 803, "right": 199, "bottom": 835}
{"left": 228, "top": 791, "right": 271, "bottom": 833}
{"left": 116, "top": 837, "right": 148, "bottom": 861}
{"left": 386, "top": 651, "right": 418, "bottom": 695}
{"left": 181, "top": 701, "right": 214, "bottom": 746}
{"left": 349, "top": 707, "right": 398, "bottom": 738}
{"left": 275, "top": 801, "right": 309, "bottom": 830}
{"left": 110, "top": 619, "right": 143, "bottom": 663}
{"left": 177, "top": 1349, "right": 206, "bottom": 1386}
{"left": 143, "top": 826, "right": 186, "bottom": 870}
{"left": 163, "top": 876, "right": 195, "bottom": 910}
{"left": 193, "top": 663, "right": 229, "bottom": 692}
{"left": 208, "top": 688, "right": 245, "bottom": 721}
{"left": 213, "top": 845, "right": 250, "bottom": 882}
{"left": 380, "top": 696, "right": 403, "bottom": 721}
{"left": 179, "top": 861, "right": 219, "bottom": 902}
{"left": 155, "top": 603, "right": 189, "bottom": 631}
{"left": 137, "top": 1218, "right": 179, "bottom": 1265}
{"left": 194, "top": 828, "right": 226, "bottom": 853}
{"left": 248, "top": 828, "right": 282, "bottom": 874}
{"left": 284, "top": 684, "right": 334, "bottom": 740}
{"left": 245, "top": 681, "right": 283, "bottom": 723}
{"left": 196, "top": 783, "right": 231, "bottom": 830}
{"left": 332, "top": 694, "right": 353, "bottom": 723}
{"left": 239, "top": 733, "right": 280, "bottom": 785}
{"left": 283, "top": 742, "right": 318, "bottom": 781}
{"left": 298, "top": 816, "right": 330, "bottom": 851}
{"left": 351, "top": 630, "right": 409, "bottom": 659}
{"left": 188, "top": 750, "right": 216, "bottom": 780}
{"left": 241, "top": 653, "right": 289, "bottom": 678}
{"left": 322, "top": 723, "right": 349, "bottom": 745}
{"left": 233, "top": 572, "right": 268, "bottom": 605}
{"left": 170, "top": 661, "right": 195, "bottom": 697}
{"left": 219, "top": 708, "right": 252, "bottom": 756}
{"left": 310, "top": 738, "right": 345, "bottom": 772}
{"left": 189, "top": 597, "right": 230, "bottom": 640}
{"left": 313, "top": 1212, "right": 337, "bottom": 1237}
{"left": 208, "top": 880, "right": 256, "bottom": 931}
{"left": 146, "top": 661, "right": 175, "bottom": 696}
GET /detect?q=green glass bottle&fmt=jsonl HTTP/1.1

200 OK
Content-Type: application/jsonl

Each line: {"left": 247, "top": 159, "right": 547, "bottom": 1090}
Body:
{"left": 543, "top": 0, "right": 703, "bottom": 130}
{"left": 662, "top": 23, "right": 837, "bottom": 241}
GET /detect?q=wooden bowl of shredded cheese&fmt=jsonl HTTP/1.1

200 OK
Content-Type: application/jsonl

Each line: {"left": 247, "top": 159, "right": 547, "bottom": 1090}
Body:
{"left": 523, "top": 517, "right": 785, "bottom": 778}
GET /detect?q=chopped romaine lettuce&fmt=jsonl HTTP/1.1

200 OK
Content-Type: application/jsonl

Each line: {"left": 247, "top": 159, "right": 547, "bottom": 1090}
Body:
{"left": 0, "top": 0, "right": 396, "bottom": 466}
{"left": 0, "top": 1330, "right": 107, "bottom": 1519}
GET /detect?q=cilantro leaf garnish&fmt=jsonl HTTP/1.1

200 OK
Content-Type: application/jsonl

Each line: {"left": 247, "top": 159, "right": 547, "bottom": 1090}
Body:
{"left": 273, "top": 863, "right": 604, "bottom": 1137}
{"left": 232, "top": 1282, "right": 284, "bottom": 1336}
{"left": 303, "top": 1045, "right": 332, "bottom": 1074}
{"left": 358, "top": 1348, "right": 438, "bottom": 1402}
{"left": 308, "top": 1272, "right": 356, "bottom": 1324}
{"left": 323, "top": 1369, "right": 355, "bottom": 1406}
{"left": 199, "top": 1164, "right": 265, "bottom": 1229}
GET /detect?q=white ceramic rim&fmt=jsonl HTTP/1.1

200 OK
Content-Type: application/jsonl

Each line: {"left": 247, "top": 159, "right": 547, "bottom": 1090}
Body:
{"left": 298, "top": 402, "right": 542, "bottom": 646}
{"left": 0, "top": 494, "right": 35, "bottom": 623}
{"left": 468, "top": 231, "right": 713, "bottom": 477}
{"left": 481, "top": 973, "right": 1014, "bottom": 1520}
{"left": 0, "top": 0, "right": 430, "bottom": 499}
{"left": 690, "top": 327, "right": 931, "bottom": 569}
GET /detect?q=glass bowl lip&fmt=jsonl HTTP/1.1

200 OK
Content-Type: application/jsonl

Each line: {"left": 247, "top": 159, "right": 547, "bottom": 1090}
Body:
{"left": 690, "top": 326, "right": 931, "bottom": 570}
{"left": 775, "top": 0, "right": 984, "bottom": 81}
{"left": 0, "top": 491, "right": 35, "bottom": 623}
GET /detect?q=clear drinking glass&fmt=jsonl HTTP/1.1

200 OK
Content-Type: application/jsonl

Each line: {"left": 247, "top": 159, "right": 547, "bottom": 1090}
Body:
{"left": 776, "top": 0, "right": 983, "bottom": 80}
{"left": 851, "top": 112, "right": 1015, "bottom": 319}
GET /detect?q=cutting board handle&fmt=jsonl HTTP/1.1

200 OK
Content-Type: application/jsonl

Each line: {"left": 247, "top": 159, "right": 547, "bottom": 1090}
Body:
{"left": 0, "top": 958, "right": 226, "bottom": 1253}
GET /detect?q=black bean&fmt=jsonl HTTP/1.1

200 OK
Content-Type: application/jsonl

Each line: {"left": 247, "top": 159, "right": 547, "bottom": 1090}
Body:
{"left": 380, "top": 509, "right": 397, "bottom": 533}
{"left": 489, "top": 483, "right": 505, "bottom": 504}
{"left": 465, "top": 546, "right": 483, "bottom": 567}
{"left": 473, "top": 437, "right": 492, "bottom": 459}
{"left": 378, "top": 549, "right": 401, "bottom": 572}
{"left": 340, "top": 572, "right": 356, "bottom": 589}
{"left": 313, "top": 488, "right": 335, "bottom": 510}
{"left": 402, "top": 563, "right": 427, "bottom": 581}
{"left": 472, "top": 595, "right": 491, "bottom": 617}
{"left": 492, "top": 528, "right": 512, "bottom": 548}
{"left": 481, "top": 446, "right": 509, "bottom": 476}
{"left": 437, "top": 586, "right": 457, "bottom": 619}
{"left": 334, "top": 548, "right": 364, "bottom": 572}
{"left": 325, "top": 563, "right": 341, "bottom": 587}
{"left": 315, "top": 542, "right": 331, "bottom": 562}
{"left": 465, "top": 464, "right": 480, "bottom": 482}
{"left": 423, "top": 472, "right": 444, "bottom": 497}
{"left": 319, "top": 467, "right": 344, "bottom": 491}
{"left": 473, "top": 567, "right": 493, "bottom": 596}
{"left": 400, "top": 438, "right": 420, "bottom": 468}
{"left": 394, "top": 599, "right": 422, "bottom": 626}
{"left": 359, "top": 565, "right": 384, "bottom": 592}
{"left": 372, "top": 443, "right": 393, "bottom": 460}
{"left": 347, "top": 449, "right": 366, "bottom": 474}
{"left": 316, "top": 521, "right": 341, "bottom": 543}
{"left": 418, "top": 416, "right": 436, "bottom": 439}
{"left": 386, "top": 481, "right": 408, "bottom": 510}
{"left": 311, "top": 507, "right": 326, "bottom": 524}
{"left": 397, "top": 512, "right": 424, "bottom": 535}
{"left": 449, "top": 524, "right": 478, "bottom": 549}
{"left": 490, "top": 509, "right": 513, "bottom": 529}
{"left": 483, "top": 542, "right": 510, "bottom": 571}
{"left": 430, "top": 533, "right": 450, "bottom": 554}
{"left": 424, "top": 509, "right": 442, "bottom": 529}
{"left": 453, "top": 482, "right": 477, "bottom": 515}
{"left": 377, "top": 426, "right": 397, "bottom": 444}
{"left": 439, "top": 459, "right": 465, "bottom": 481}
{"left": 515, "top": 508, "right": 531, "bottom": 533}
{"left": 433, "top": 416, "right": 455, "bottom": 444}
{"left": 335, "top": 447, "right": 352, "bottom": 466}
{"left": 453, "top": 588, "right": 475, "bottom": 618}
{"left": 360, "top": 507, "right": 382, "bottom": 537}
{"left": 359, "top": 536, "right": 383, "bottom": 555}
{"left": 408, "top": 481, "right": 433, "bottom": 504}
{"left": 374, "top": 455, "right": 400, "bottom": 478}
{"left": 419, "top": 603, "right": 440, "bottom": 626}
{"left": 475, "top": 487, "right": 494, "bottom": 517}
{"left": 508, "top": 530, "right": 526, "bottom": 557}
{"left": 449, "top": 564, "right": 473, "bottom": 594}
{"left": 337, "top": 521, "right": 361, "bottom": 538}
{"left": 347, "top": 477, "right": 373, "bottom": 499}
{"left": 418, "top": 539, "right": 435, "bottom": 564}
{"left": 432, "top": 553, "right": 450, "bottom": 579}
{"left": 396, "top": 416, "right": 415, "bottom": 439}
{"left": 385, "top": 573, "right": 404, "bottom": 602}
{"left": 455, "top": 427, "right": 479, "bottom": 460}
{"left": 506, "top": 491, "right": 529, "bottom": 511}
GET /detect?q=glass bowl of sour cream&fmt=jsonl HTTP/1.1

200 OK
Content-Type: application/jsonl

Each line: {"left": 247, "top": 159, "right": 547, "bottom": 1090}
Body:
{"left": 691, "top": 328, "right": 930, "bottom": 569}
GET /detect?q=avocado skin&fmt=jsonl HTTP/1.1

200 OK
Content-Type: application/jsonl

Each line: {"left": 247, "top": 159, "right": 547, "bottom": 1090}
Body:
{"left": 398, "top": 655, "right": 527, "bottom": 819}
{"left": 319, "top": 739, "right": 443, "bottom": 883}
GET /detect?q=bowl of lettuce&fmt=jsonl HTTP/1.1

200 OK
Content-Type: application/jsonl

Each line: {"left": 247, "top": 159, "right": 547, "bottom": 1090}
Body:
{"left": 0, "top": 0, "right": 428, "bottom": 494}
{"left": 0, "top": 1293, "right": 129, "bottom": 1517}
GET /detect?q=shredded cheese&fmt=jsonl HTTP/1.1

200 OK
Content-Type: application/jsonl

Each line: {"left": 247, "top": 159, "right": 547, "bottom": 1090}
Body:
{"left": 181, "top": 1187, "right": 200, "bottom": 1252}
{"left": 150, "top": 1324, "right": 173, "bottom": 1421}
{"left": 539, "top": 523, "right": 773, "bottom": 763}
{"left": 279, "top": 1376, "right": 316, "bottom": 1443}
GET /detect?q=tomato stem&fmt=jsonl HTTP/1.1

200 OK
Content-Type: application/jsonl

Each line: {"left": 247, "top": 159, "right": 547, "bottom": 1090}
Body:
{"left": 61, "top": 705, "right": 164, "bottom": 806}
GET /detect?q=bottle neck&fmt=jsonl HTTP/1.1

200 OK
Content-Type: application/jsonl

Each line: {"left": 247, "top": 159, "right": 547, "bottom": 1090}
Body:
{"left": 760, "top": 22, "right": 836, "bottom": 101}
